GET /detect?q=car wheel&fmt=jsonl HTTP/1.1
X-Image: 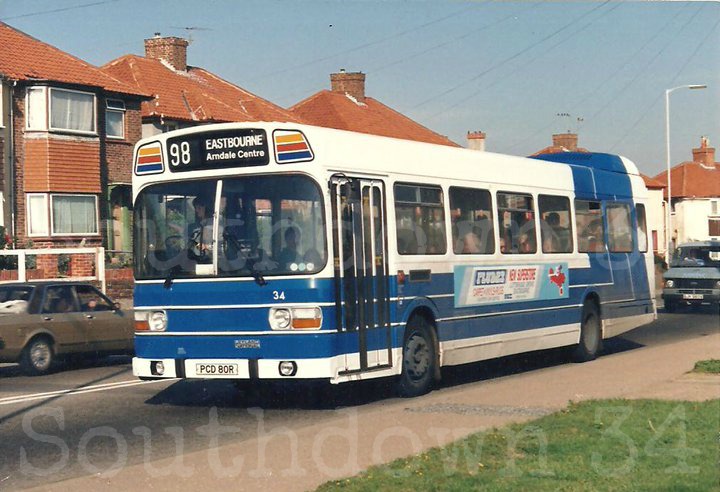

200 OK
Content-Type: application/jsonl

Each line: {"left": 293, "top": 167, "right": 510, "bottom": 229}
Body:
{"left": 398, "top": 315, "right": 437, "bottom": 398}
{"left": 20, "top": 337, "right": 54, "bottom": 376}
{"left": 572, "top": 301, "right": 602, "bottom": 362}
{"left": 664, "top": 299, "right": 676, "bottom": 313}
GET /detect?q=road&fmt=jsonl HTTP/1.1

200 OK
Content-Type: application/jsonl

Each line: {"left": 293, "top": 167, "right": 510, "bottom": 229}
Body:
{"left": 1, "top": 306, "right": 717, "bottom": 491}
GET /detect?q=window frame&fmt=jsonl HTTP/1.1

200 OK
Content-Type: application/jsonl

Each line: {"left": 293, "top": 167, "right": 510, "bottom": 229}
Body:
{"left": 49, "top": 194, "right": 100, "bottom": 237}
{"left": 105, "top": 98, "right": 126, "bottom": 139}
{"left": 448, "top": 186, "right": 495, "bottom": 255}
{"left": 25, "top": 86, "right": 48, "bottom": 131}
{"left": 538, "top": 194, "right": 574, "bottom": 254}
{"left": 606, "top": 202, "right": 635, "bottom": 253}
{"left": 26, "top": 193, "right": 50, "bottom": 237}
{"left": 496, "top": 191, "right": 537, "bottom": 255}
{"left": 575, "top": 199, "right": 605, "bottom": 253}
{"left": 48, "top": 87, "right": 97, "bottom": 135}
{"left": 393, "top": 182, "right": 447, "bottom": 256}
{"left": 636, "top": 203, "right": 649, "bottom": 253}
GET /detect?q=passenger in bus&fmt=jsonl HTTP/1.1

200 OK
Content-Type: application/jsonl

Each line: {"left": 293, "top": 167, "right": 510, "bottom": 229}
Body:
{"left": 188, "top": 196, "right": 214, "bottom": 261}
{"left": 586, "top": 220, "right": 604, "bottom": 252}
{"left": 278, "top": 227, "right": 302, "bottom": 269}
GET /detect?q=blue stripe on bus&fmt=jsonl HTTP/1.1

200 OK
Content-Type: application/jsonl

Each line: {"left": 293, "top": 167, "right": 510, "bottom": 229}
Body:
{"left": 277, "top": 150, "right": 313, "bottom": 162}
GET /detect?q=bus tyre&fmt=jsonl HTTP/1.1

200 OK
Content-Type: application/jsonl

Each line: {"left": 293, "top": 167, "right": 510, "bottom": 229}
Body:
{"left": 572, "top": 301, "right": 602, "bottom": 363}
{"left": 398, "top": 316, "right": 436, "bottom": 398}
{"left": 20, "top": 337, "right": 54, "bottom": 376}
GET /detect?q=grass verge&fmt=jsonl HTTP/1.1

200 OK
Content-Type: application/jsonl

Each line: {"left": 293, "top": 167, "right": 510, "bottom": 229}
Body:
{"left": 318, "top": 399, "right": 719, "bottom": 491}
{"left": 692, "top": 359, "right": 720, "bottom": 374}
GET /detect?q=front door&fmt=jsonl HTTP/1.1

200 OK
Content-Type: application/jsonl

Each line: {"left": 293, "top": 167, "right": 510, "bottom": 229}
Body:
{"left": 330, "top": 175, "right": 391, "bottom": 373}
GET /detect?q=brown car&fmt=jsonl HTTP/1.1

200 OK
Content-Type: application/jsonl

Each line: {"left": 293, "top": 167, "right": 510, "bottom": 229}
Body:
{"left": 0, "top": 282, "right": 134, "bottom": 375}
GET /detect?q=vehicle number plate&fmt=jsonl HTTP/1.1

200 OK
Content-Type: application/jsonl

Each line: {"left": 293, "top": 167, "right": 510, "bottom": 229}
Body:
{"left": 683, "top": 294, "right": 703, "bottom": 300}
{"left": 195, "top": 363, "right": 238, "bottom": 376}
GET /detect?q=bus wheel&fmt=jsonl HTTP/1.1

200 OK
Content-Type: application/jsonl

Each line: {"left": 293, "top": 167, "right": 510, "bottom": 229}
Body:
{"left": 572, "top": 301, "right": 602, "bottom": 363}
{"left": 398, "top": 316, "right": 436, "bottom": 397}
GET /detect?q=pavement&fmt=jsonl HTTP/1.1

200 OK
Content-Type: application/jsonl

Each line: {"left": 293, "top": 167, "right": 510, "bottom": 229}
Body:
{"left": 28, "top": 330, "right": 720, "bottom": 492}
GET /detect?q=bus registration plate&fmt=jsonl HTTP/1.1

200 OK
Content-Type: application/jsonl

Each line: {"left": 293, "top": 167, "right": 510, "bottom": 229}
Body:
{"left": 195, "top": 363, "right": 239, "bottom": 376}
{"left": 683, "top": 294, "right": 703, "bottom": 300}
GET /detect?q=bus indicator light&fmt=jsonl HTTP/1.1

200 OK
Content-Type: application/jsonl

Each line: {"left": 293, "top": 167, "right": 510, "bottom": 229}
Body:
{"left": 273, "top": 130, "right": 314, "bottom": 163}
{"left": 135, "top": 142, "right": 164, "bottom": 175}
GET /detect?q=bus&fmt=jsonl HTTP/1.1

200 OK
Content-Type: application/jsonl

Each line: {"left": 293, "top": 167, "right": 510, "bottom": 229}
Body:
{"left": 131, "top": 122, "right": 656, "bottom": 397}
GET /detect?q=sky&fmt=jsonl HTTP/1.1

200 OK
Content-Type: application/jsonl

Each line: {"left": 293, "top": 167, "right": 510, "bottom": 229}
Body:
{"left": 0, "top": 0, "right": 718, "bottom": 177}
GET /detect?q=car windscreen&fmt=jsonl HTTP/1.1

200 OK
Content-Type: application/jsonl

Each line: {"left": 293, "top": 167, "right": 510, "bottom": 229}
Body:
{"left": 134, "top": 175, "right": 327, "bottom": 280}
{"left": 671, "top": 246, "right": 720, "bottom": 268}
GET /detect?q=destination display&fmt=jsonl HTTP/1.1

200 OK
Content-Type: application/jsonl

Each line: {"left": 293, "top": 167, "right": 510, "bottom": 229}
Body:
{"left": 167, "top": 129, "right": 269, "bottom": 172}
{"left": 454, "top": 263, "right": 569, "bottom": 308}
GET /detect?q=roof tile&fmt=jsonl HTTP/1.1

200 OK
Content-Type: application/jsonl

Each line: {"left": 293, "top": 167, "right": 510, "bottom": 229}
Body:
{"left": 290, "top": 90, "right": 459, "bottom": 147}
{"left": 101, "top": 56, "right": 301, "bottom": 123}
{"left": 0, "top": 22, "right": 149, "bottom": 97}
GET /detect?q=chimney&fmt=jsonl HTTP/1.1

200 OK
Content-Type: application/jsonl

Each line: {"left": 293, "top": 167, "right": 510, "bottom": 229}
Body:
{"left": 330, "top": 69, "right": 366, "bottom": 100}
{"left": 692, "top": 136, "right": 715, "bottom": 167}
{"left": 144, "top": 33, "right": 189, "bottom": 71}
{"left": 466, "top": 131, "right": 486, "bottom": 151}
{"left": 552, "top": 133, "right": 578, "bottom": 151}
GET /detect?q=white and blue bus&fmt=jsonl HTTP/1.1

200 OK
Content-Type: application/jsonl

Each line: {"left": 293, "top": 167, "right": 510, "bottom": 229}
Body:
{"left": 131, "top": 122, "right": 655, "bottom": 396}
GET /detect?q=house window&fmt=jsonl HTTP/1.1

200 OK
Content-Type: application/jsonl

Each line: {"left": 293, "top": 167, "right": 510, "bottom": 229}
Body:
{"left": 0, "top": 83, "right": 4, "bottom": 127}
{"left": 27, "top": 194, "right": 49, "bottom": 236}
{"left": 710, "top": 219, "right": 720, "bottom": 237}
{"left": 712, "top": 200, "right": 719, "bottom": 216}
{"left": 105, "top": 99, "right": 125, "bottom": 139}
{"left": 50, "top": 88, "right": 95, "bottom": 133}
{"left": 51, "top": 195, "right": 98, "bottom": 235}
{"left": 26, "top": 87, "right": 48, "bottom": 130}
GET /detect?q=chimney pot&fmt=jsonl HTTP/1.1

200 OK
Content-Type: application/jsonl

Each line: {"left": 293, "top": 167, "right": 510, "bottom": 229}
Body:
{"left": 330, "top": 71, "right": 366, "bottom": 100}
{"left": 145, "top": 35, "right": 189, "bottom": 71}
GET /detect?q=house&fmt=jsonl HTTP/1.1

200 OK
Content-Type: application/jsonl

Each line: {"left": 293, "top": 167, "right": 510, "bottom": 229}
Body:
{"left": 640, "top": 174, "right": 666, "bottom": 256}
{"left": 289, "top": 70, "right": 460, "bottom": 147}
{"left": 0, "top": 22, "right": 151, "bottom": 275}
{"left": 101, "top": 34, "right": 301, "bottom": 137}
{"left": 653, "top": 136, "right": 720, "bottom": 246}
{"left": 530, "top": 132, "right": 589, "bottom": 156}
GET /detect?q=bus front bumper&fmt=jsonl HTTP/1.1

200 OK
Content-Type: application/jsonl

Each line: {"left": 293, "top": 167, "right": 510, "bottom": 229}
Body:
{"left": 133, "top": 356, "right": 342, "bottom": 381}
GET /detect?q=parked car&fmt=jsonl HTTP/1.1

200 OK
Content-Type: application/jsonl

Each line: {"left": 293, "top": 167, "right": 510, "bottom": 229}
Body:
{"left": 0, "top": 282, "right": 133, "bottom": 375}
{"left": 662, "top": 241, "right": 720, "bottom": 312}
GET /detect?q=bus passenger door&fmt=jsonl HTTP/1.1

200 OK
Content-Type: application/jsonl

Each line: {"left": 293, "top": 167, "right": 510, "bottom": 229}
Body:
{"left": 330, "top": 176, "right": 392, "bottom": 374}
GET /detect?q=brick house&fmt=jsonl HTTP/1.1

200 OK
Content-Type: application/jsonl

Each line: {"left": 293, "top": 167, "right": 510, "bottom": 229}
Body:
{"left": 102, "top": 34, "right": 301, "bottom": 137}
{"left": 290, "top": 70, "right": 460, "bottom": 147}
{"left": 653, "top": 137, "right": 720, "bottom": 246}
{"left": 0, "top": 22, "right": 150, "bottom": 275}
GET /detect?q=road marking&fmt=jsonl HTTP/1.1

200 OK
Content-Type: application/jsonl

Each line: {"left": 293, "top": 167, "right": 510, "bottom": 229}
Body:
{"left": 0, "top": 378, "right": 176, "bottom": 407}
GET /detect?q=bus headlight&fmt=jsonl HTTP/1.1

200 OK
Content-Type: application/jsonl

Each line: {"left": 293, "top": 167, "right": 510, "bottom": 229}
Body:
{"left": 715, "top": 280, "right": 720, "bottom": 289}
{"left": 269, "top": 308, "right": 291, "bottom": 330}
{"left": 148, "top": 311, "right": 168, "bottom": 332}
{"left": 268, "top": 306, "right": 323, "bottom": 330}
{"left": 665, "top": 279, "right": 675, "bottom": 288}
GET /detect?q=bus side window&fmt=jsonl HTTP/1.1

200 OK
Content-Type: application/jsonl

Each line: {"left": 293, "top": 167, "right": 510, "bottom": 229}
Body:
{"left": 636, "top": 204, "right": 648, "bottom": 253}
{"left": 575, "top": 200, "right": 604, "bottom": 253}
{"left": 607, "top": 203, "right": 634, "bottom": 253}
{"left": 539, "top": 195, "right": 573, "bottom": 253}
{"left": 449, "top": 187, "right": 495, "bottom": 255}
{"left": 497, "top": 192, "right": 536, "bottom": 254}
{"left": 394, "top": 183, "right": 446, "bottom": 255}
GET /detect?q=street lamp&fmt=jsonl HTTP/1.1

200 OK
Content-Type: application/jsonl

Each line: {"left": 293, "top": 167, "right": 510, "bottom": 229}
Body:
{"left": 665, "top": 84, "right": 706, "bottom": 264}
